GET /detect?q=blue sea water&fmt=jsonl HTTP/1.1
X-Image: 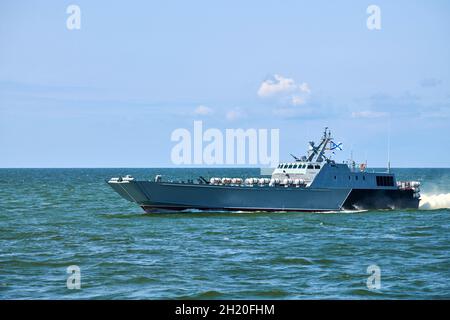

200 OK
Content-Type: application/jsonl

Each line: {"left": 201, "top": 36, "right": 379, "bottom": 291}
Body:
{"left": 0, "top": 168, "right": 449, "bottom": 299}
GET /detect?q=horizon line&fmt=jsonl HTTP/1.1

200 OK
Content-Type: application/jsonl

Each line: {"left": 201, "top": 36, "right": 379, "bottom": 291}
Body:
{"left": 0, "top": 166, "right": 449, "bottom": 169}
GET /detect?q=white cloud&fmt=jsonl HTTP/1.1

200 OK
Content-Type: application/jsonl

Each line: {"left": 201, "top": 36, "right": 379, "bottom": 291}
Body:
{"left": 351, "top": 111, "right": 389, "bottom": 118}
{"left": 194, "top": 105, "right": 213, "bottom": 116}
{"left": 257, "top": 74, "right": 298, "bottom": 97}
{"left": 226, "top": 108, "right": 246, "bottom": 121}
{"left": 257, "top": 74, "right": 311, "bottom": 106}
{"left": 299, "top": 82, "right": 311, "bottom": 94}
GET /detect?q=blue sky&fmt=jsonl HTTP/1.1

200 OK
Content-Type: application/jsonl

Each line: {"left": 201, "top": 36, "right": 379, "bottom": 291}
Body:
{"left": 0, "top": 0, "right": 449, "bottom": 167}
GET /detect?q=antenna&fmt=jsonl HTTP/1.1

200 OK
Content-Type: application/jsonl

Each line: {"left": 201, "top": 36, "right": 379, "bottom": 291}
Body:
{"left": 387, "top": 116, "right": 391, "bottom": 173}
{"left": 349, "top": 145, "right": 354, "bottom": 172}
{"left": 350, "top": 143, "right": 353, "bottom": 164}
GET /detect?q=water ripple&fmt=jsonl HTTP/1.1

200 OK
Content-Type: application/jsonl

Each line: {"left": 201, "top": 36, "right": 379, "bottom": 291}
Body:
{"left": 1, "top": 168, "right": 449, "bottom": 299}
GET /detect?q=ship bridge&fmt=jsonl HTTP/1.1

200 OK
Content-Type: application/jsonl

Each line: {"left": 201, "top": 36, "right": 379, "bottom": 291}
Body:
{"left": 271, "top": 161, "right": 323, "bottom": 185}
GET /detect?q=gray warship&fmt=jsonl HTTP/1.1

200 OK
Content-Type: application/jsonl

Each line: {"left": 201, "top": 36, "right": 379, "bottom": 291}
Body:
{"left": 108, "top": 128, "right": 420, "bottom": 212}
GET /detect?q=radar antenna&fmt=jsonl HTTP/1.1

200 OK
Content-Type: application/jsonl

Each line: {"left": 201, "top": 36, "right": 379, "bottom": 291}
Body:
{"left": 306, "top": 127, "right": 333, "bottom": 162}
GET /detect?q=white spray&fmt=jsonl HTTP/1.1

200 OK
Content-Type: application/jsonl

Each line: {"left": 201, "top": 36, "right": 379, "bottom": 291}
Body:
{"left": 419, "top": 193, "right": 450, "bottom": 210}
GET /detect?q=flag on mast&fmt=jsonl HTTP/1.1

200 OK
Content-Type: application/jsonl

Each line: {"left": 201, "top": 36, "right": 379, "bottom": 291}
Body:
{"left": 330, "top": 141, "right": 343, "bottom": 151}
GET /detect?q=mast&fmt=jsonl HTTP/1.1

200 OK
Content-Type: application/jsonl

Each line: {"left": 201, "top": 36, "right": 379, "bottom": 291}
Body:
{"left": 387, "top": 116, "right": 391, "bottom": 173}
{"left": 306, "top": 127, "right": 332, "bottom": 162}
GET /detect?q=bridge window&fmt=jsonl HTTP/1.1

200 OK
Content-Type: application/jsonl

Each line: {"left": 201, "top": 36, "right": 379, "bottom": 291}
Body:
{"left": 307, "top": 165, "right": 314, "bottom": 169}
{"left": 293, "top": 164, "right": 298, "bottom": 169}
{"left": 314, "top": 165, "right": 320, "bottom": 169}
{"left": 376, "top": 176, "right": 394, "bottom": 187}
{"left": 288, "top": 164, "right": 293, "bottom": 169}
{"left": 283, "top": 164, "right": 289, "bottom": 169}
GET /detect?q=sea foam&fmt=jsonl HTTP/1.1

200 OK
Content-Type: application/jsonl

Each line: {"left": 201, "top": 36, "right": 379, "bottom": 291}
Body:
{"left": 419, "top": 193, "right": 450, "bottom": 210}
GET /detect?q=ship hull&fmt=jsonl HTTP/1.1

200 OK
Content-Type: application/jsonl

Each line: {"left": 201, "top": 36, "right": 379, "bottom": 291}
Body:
{"left": 342, "top": 188, "right": 419, "bottom": 210}
{"left": 108, "top": 180, "right": 420, "bottom": 213}
{"left": 108, "top": 181, "right": 352, "bottom": 212}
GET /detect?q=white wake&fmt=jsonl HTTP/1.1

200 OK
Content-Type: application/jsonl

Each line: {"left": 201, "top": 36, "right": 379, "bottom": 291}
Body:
{"left": 419, "top": 193, "right": 450, "bottom": 210}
